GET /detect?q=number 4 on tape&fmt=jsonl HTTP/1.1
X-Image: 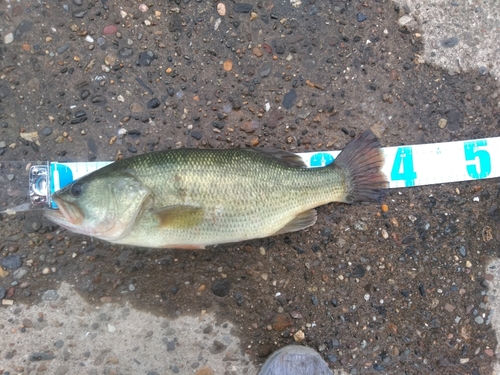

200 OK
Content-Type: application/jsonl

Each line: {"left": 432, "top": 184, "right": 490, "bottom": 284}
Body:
{"left": 391, "top": 147, "right": 417, "bottom": 187}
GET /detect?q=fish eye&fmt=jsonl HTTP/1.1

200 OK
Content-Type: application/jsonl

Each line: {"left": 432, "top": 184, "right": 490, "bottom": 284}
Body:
{"left": 70, "top": 183, "right": 83, "bottom": 197}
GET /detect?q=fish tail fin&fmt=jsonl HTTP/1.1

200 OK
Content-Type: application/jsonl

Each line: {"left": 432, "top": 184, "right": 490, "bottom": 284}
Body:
{"left": 333, "top": 130, "right": 388, "bottom": 203}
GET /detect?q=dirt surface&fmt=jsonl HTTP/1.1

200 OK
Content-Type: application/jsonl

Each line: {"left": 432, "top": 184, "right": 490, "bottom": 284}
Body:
{"left": 1, "top": 0, "right": 499, "bottom": 374}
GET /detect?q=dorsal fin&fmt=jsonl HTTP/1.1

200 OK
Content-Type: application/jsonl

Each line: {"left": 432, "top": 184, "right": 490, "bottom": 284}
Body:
{"left": 248, "top": 148, "right": 307, "bottom": 168}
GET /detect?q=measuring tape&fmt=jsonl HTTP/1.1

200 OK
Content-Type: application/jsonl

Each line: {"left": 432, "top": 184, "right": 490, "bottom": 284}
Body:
{"left": 299, "top": 136, "right": 499, "bottom": 188}
{"left": 17, "top": 135, "right": 500, "bottom": 210}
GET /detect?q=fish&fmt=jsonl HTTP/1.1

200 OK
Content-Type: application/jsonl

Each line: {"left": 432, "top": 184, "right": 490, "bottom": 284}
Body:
{"left": 45, "top": 130, "right": 388, "bottom": 249}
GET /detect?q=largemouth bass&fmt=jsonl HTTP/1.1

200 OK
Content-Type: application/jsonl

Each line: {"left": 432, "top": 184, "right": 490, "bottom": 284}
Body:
{"left": 45, "top": 130, "right": 388, "bottom": 249}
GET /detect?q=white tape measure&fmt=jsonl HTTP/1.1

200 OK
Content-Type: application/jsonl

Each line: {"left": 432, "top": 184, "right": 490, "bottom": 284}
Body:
{"left": 298, "top": 136, "right": 499, "bottom": 188}
{"left": 21, "top": 135, "right": 499, "bottom": 211}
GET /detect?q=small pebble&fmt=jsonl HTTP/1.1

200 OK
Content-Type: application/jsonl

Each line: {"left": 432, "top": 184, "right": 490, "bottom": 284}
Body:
{"left": 147, "top": 98, "right": 160, "bottom": 109}
{"left": 293, "top": 330, "right": 305, "bottom": 342}
{"left": 223, "top": 60, "right": 233, "bottom": 71}
{"left": 42, "top": 127, "right": 53, "bottom": 136}
{"left": 57, "top": 44, "right": 71, "bottom": 54}
{"left": 441, "top": 36, "right": 459, "bottom": 48}
{"left": 327, "top": 354, "right": 337, "bottom": 363}
{"left": 357, "top": 13, "right": 367, "bottom": 22}
{"left": 195, "top": 367, "right": 214, "bottom": 375}
{"left": 211, "top": 279, "right": 231, "bottom": 297}
{"left": 72, "top": 10, "right": 87, "bottom": 18}
{"left": 130, "top": 102, "right": 143, "bottom": 112}
{"left": 191, "top": 130, "right": 203, "bottom": 140}
{"left": 104, "top": 54, "right": 116, "bottom": 66}
{"left": 444, "top": 303, "right": 455, "bottom": 312}
{"left": 4, "top": 33, "right": 14, "bottom": 44}
{"left": 13, "top": 268, "right": 28, "bottom": 279}
{"left": 138, "top": 51, "right": 155, "bottom": 66}
{"left": 1, "top": 255, "right": 22, "bottom": 270}
{"left": 234, "top": 3, "right": 252, "bottom": 13}
{"left": 373, "top": 363, "right": 385, "bottom": 371}
{"left": 252, "top": 47, "right": 263, "bottom": 57}
{"left": 485, "top": 348, "right": 494, "bottom": 357}
{"left": 103, "top": 25, "right": 118, "bottom": 35}
{"left": 42, "top": 290, "right": 59, "bottom": 301}
{"left": 217, "top": 3, "right": 226, "bottom": 17}
{"left": 282, "top": 89, "right": 297, "bottom": 109}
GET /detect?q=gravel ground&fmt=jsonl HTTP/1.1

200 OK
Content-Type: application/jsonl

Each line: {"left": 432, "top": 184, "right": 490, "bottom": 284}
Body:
{"left": 1, "top": 0, "right": 500, "bottom": 374}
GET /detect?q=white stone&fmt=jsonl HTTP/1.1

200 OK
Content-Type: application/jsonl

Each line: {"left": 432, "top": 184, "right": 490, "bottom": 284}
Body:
{"left": 214, "top": 18, "right": 221, "bottom": 31}
{"left": 398, "top": 15, "right": 413, "bottom": 26}
{"left": 4, "top": 33, "right": 14, "bottom": 44}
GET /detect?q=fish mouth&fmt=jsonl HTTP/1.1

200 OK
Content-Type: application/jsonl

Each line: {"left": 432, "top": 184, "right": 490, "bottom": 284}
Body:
{"left": 44, "top": 197, "right": 84, "bottom": 227}
{"left": 45, "top": 198, "right": 126, "bottom": 240}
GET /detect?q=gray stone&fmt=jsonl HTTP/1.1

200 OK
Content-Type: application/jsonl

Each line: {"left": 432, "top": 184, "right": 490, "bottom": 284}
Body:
{"left": 259, "top": 62, "right": 272, "bottom": 78}
{"left": 42, "top": 127, "right": 53, "bottom": 136}
{"left": 13, "top": 268, "right": 28, "bottom": 279}
{"left": 57, "top": 44, "right": 71, "bottom": 54}
{"left": 234, "top": 4, "right": 252, "bottom": 13}
{"left": 1, "top": 255, "right": 22, "bottom": 269}
{"left": 54, "top": 365, "right": 69, "bottom": 375}
{"left": 14, "top": 20, "right": 33, "bottom": 40}
{"left": 42, "top": 290, "right": 60, "bottom": 301}
{"left": 211, "top": 279, "right": 231, "bottom": 297}
{"left": 441, "top": 37, "right": 459, "bottom": 48}
{"left": 29, "top": 352, "right": 56, "bottom": 361}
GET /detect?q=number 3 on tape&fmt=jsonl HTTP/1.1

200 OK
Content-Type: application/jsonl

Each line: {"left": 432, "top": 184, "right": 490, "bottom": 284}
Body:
{"left": 464, "top": 140, "right": 491, "bottom": 179}
{"left": 391, "top": 147, "right": 417, "bottom": 186}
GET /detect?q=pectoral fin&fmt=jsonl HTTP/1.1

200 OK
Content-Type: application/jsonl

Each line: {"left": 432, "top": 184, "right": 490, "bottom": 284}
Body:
{"left": 153, "top": 205, "right": 205, "bottom": 229}
{"left": 274, "top": 209, "right": 317, "bottom": 235}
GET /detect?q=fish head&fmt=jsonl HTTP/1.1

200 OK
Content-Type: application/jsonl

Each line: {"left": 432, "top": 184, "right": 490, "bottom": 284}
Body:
{"left": 45, "top": 171, "right": 150, "bottom": 241}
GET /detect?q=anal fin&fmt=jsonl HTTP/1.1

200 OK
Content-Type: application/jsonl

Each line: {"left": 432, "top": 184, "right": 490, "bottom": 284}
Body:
{"left": 274, "top": 209, "right": 317, "bottom": 235}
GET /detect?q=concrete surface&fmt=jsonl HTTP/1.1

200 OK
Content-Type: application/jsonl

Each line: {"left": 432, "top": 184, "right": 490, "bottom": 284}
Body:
{"left": 1, "top": 282, "right": 256, "bottom": 374}
{"left": 1, "top": 0, "right": 500, "bottom": 374}
{"left": 397, "top": 0, "right": 500, "bottom": 80}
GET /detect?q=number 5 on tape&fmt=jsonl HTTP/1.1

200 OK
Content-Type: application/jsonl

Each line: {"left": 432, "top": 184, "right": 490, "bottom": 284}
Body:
{"left": 464, "top": 140, "right": 491, "bottom": 179}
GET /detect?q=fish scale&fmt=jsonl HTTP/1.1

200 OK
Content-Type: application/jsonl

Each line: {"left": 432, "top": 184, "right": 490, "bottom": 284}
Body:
{"left": 45, "top": 131, "right": 387, "bottom": 249}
